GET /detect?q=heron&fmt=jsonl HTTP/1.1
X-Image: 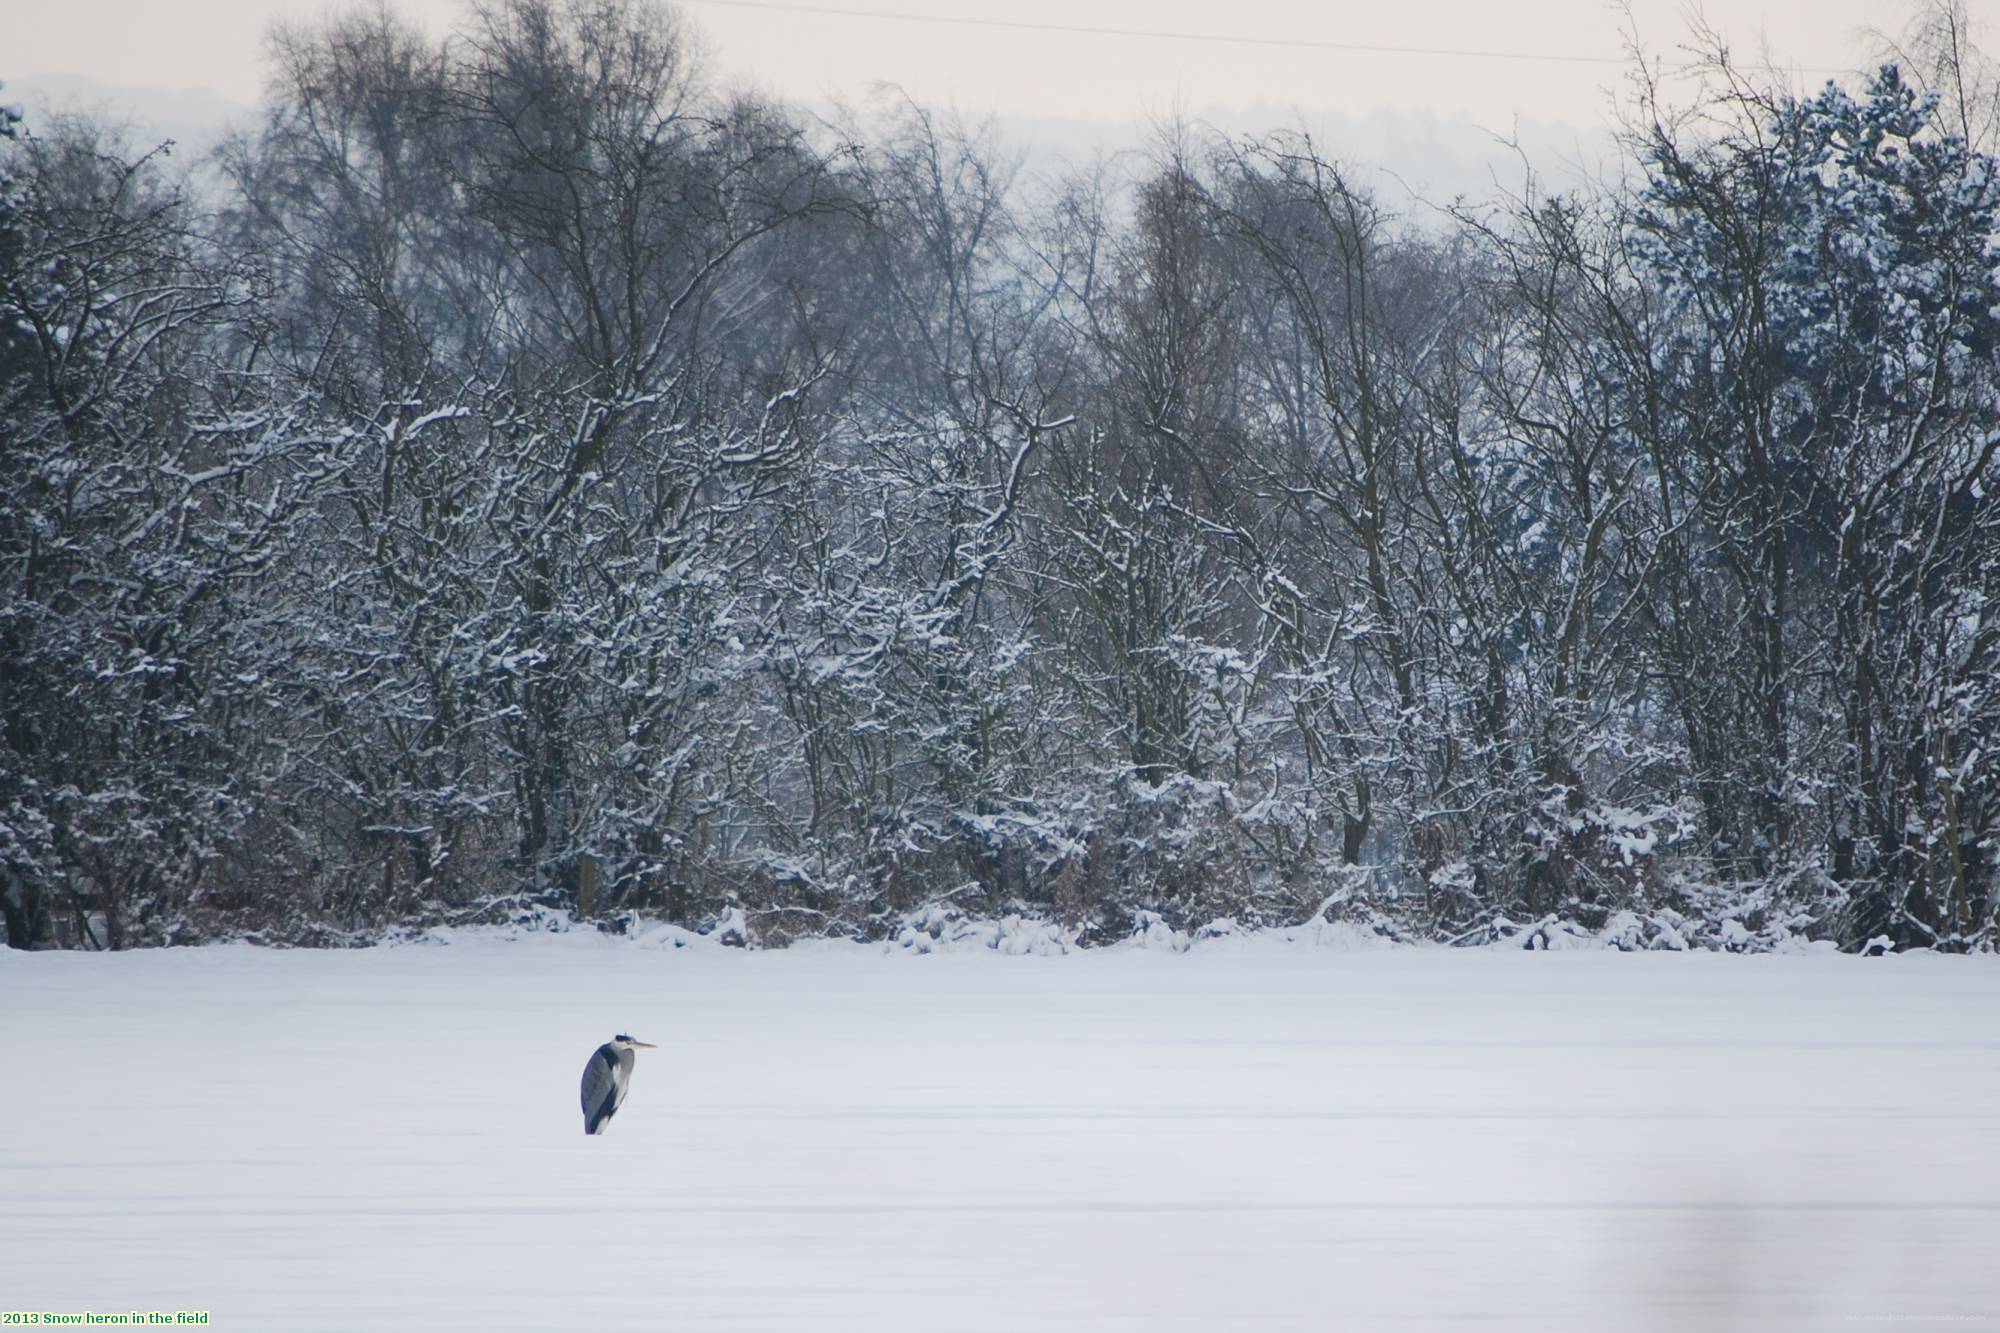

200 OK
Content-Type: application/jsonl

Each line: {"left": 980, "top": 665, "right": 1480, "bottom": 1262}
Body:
{"left": 580, "top": 1033, "right": 657, "bottom": 1135}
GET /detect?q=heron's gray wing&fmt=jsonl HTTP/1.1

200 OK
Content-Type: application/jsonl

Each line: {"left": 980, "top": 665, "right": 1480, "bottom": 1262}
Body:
{"left": 581, "top": 1043, "right": 623, "bottom": 1133}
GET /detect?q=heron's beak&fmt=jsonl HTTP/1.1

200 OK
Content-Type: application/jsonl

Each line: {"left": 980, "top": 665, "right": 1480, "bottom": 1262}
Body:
{"left": 631, "top": 1040, "right": 658, "bottom": 1048}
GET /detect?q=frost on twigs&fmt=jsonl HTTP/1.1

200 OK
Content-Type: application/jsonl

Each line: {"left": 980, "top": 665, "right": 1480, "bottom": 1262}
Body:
{"left": 3, "top": 19, "right": 1999, "bottom": 954}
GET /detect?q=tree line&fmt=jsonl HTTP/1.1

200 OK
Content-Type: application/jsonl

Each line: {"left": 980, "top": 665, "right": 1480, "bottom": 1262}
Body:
{"left": 4, "top": 0, "right": 1998, "bottom": 951}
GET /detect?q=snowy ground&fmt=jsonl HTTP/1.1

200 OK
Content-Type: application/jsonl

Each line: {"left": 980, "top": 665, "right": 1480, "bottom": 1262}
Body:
{"left": 4, "top": 931, "right": 1999, "bottom": 1331}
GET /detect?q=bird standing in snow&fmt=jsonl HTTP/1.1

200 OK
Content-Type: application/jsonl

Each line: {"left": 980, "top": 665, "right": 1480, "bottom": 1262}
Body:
{"left": 581, "top": 1034, "right": 656, "bottom": 1134}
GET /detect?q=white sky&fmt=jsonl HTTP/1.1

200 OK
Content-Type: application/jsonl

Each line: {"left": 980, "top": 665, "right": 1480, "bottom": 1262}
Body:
{"left": 8, "top": 0, "right": 1929, "bottom": 130}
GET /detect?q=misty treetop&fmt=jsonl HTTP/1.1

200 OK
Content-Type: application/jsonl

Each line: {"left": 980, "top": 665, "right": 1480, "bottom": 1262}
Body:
{"left": 3, "top": 0, "right": 1998, "bottom": 952}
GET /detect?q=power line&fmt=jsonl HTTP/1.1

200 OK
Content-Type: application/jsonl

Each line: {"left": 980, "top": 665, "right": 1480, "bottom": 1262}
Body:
{"left": 676, "top": 0, "right": 1850, "bottom": 74}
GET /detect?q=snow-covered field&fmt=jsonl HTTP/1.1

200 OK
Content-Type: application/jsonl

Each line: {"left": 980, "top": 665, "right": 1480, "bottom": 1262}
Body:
{"left": 5, "top": 931, "right": 1999, "bottom": 1331}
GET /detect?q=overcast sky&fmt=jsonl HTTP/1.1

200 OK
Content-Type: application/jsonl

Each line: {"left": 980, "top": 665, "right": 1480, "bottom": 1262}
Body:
{"left": 13, "top": 0, "right": 1914, "bottom": 115}
{"left": 4, "top": 0, "right": 1947, "bottom": 195}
